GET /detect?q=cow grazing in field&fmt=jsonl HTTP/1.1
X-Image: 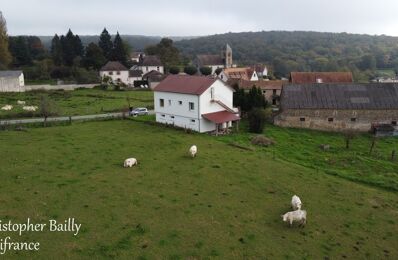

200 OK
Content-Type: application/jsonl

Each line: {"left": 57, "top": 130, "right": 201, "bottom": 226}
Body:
{"left": 281, "top": 209, "right": 307, "bottom": 227}
{"left": 189, "top": 145, "right": 197, "bottom": 158}
{"left": 291, "top": 195, "right": 302, "bottom": 210}
{"left": 124, "top": 158, "right": 138, "bottom": 167}
{"left": 1, "top": 105, "right": 13, "bottom": 111}
{"left": 17, "top": 100, "right": 26, "bottom": 105}
{"left": 22, "top": 106, "right": 38, "bottom": 111}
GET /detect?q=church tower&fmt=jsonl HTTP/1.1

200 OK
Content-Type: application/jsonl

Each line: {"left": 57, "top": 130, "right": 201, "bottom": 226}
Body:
{"left": 222, "top": 44, "right": 233, "bottom": 68}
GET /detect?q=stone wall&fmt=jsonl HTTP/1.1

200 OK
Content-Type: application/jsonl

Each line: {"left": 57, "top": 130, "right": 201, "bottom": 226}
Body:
{"left": 275, "top": 109, "right": 398, "bottom": 132}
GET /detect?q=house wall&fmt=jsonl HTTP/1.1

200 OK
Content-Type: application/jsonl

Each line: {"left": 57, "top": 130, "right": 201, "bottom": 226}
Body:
{"left": 275, "top": 109, "right": 398, "bottom": 132}
{"left": 139, "top": 66, "right": 164, "bottom": 74}
{"left": 154, "top": 91, "right": 204, "bottom": 131}
{"left": 128, "top": 76, "right": 142, "bottom": 86}
{"left": 261, "top": 88, "right": 281, "bottom": 106}
{"left": 0, "top": 74, "right": 25, "bottom": 92}
{"left": 199, "top": 81, "right": 234, "bottom": 115}
{"left": 250, "top": 72, "right": 259, "bottom": 81}
{"left": 100, "top": 70, "right": 129, "bottom": 85}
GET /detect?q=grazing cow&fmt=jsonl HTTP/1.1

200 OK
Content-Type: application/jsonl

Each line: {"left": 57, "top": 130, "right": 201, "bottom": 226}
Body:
{"left": 291, "top": 195, "right": 302, "bottom": 210}
{"left": 22, "top": 106, "right": 38, "bottom": 112}
{"left": 17, "top": 100, "right": 26, "bottom": 105}
{"left": 1, "top": 105, "right": 13, "bottom": 111}
{"left": 189, "top": 145, "right": 197, "bottom": 158}
{"left": 124, "top": 158, "right": 138, "bottom": 167}
{"left": 281, "top": 209, "right": 307, "bottom": 227}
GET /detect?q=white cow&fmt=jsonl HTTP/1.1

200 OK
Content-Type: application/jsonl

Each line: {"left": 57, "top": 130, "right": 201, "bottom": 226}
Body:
{"left": 22, "top": 106, "right": 38, "bottom": 111}
{"left": 124, "top": 158, "right": 138, "bottom": 167}
{"left": 17, "top": 100, "right": 26, "bottom": 105}
{"left": 281, "top": 209, "right": 307, "bottom": 227}
{"left": 23, "top": 106, "right": 38, "bottom": 112}
{"left": 291, "top": 195, "right": 302, "bottom": 210}
{"left": 189, "top": 145, "right": 197, "bottom": 158}
{"left": 1, "top": 105, "right": 13, "bottom": 111}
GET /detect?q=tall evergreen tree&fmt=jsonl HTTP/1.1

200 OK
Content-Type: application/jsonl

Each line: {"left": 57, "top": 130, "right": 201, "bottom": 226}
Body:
{"left": 74, "top": 35, "right": 84, "bottom": 58}
{"left": 110, "top": 32, "right": 128, "bottom": 66}
{"left": 83, "top": 42, "right": 106, "bottom": 70}
{"left": 8, "top": 36, "right": 32, "bottom": 66}
{"left": 98, "top": 28, "right": 113, "bottom": 59}
{"left": 51, "top": 34, "right": 63, "bottom": 66}
{"left": 61, "top": 29, "right": 76, "bottom": 66}
{"left": 0, "top": 11, "right": 12, "bottom": 69}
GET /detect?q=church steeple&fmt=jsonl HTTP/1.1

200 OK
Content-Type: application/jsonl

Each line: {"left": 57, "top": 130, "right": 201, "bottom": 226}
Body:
{"left": 222, "top": 44, "right": 233, "bottom": 68}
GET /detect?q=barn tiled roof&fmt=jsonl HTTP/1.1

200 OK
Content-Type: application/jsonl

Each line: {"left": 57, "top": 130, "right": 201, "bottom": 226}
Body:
{"left": 140, "top": 55, "right": 163, "bottom": 66}
{"left": 100, "top": 61, "right": 128, "bottom": 71}
{"left": 223, "top": 67, "right": 255, "bottom": 81}
{"left": 281, "top": 83, "right": 398, "bottom": 110}
{"left": 196, "top": 55, "right": 224, "bottom": 66}
{"left": 290, "top": 72, "right": 353, "bottom": 84}
{"left": 0, "top": 70, "right": 23, "bottom": 78}
{"left": 154, "top": 75, "right": 217, "bottom": 95}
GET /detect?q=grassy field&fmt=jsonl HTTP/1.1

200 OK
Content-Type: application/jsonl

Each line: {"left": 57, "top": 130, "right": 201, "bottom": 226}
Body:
{"left": 219, "top": 123, "right": 398, "bottom": 192}
{"left": 0, "top": 89, "right": 154, "bottom": 119}
{"left": 0, "top": 120, "right": 397, "bottom": 259}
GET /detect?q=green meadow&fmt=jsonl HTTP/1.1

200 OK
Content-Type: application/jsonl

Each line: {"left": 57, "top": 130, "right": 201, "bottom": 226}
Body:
{"left": 0, "top": 89, "right": 153, "bottom": 119}
{"left": 0, "top": 119, "right": 397, "bottom": 259}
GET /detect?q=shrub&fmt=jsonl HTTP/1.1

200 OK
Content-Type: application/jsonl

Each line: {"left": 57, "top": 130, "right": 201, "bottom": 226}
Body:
{"left": 184, "top": 66, "right": 197, "bottom": 75}
{"left": 251, "top": 135, "right": 276, "bottom": 147}
{"left": 248, "top": 108, "right": 270, "bottom": 133}
{"left": 199, "top": 66, "right": 212, "bottom": 76}
{"left": 169, "top": 66, "right": 180, "bottom": 74}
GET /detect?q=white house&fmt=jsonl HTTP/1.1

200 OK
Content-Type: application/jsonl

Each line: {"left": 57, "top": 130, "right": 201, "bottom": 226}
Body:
{"left": 154, "top": 75, "right": 240, "bottom": 133}
{"left": 128, "top": 70, "right": 143, "bottom": 86}
{"left": 137, "top": 55, "right": 164, "bottom": 74}
{"left": 0, "top": 71, "right": 25, "bottom": 92}
{"left": 100, "top": 61, "right": 129, "bottom": 85}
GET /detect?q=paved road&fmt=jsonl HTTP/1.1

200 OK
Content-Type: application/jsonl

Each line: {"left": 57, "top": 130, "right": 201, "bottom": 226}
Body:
{"left": 0, "top": 110, "right": 154, "bottom": 125}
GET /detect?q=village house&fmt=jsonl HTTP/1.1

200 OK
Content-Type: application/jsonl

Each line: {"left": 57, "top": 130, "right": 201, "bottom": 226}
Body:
{"left": 275, "top": 83, "right": 398, "bottom": 132}
{"left": 252, "top": 64, "right": 268, "bottom": 78}
{"left": 154, "top": 75, "right": 240, "bottom": 133}
{"left": 142, "top": 70, "right": 166, "bottom": 89}
{"left": 128, "top": 70, "right": 143, "bottom": 86}
{"left": 289, "top": 72, "right": 353, "bottom": 84}
{"left": 99, "top": 61, "right": 129, "bottom": 85}
{"left": 219, "top": 67, "right": 259, "bottom": 82}
{"left": 137, "top": 55, "right": 164, "bottom": 74}
{"left": 194, "top": 44, "right": 234, "bottom": 74}
{"left": 130, "top": 52, "right": 144, "bottom": 63}
{"left": 0, "top": 70, "right": 25, "bottom": 92}
{"left": 235, "top": 79, "right": 284, "bottom": 106}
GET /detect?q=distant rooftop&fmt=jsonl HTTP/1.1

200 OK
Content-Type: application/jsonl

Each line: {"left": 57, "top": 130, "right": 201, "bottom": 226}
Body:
{"left": 100, "top": 61, "right": 128, "bottom": 71}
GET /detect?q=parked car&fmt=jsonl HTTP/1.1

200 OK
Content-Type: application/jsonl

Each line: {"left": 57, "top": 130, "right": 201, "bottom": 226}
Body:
{"left": 130, "top": 107, "right": 149, "bottom": 116}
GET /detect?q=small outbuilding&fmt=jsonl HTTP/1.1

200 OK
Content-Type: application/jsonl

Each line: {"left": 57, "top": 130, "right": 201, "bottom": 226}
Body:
{"left": 0, "top": 70, "right": 25, "bottom": 92}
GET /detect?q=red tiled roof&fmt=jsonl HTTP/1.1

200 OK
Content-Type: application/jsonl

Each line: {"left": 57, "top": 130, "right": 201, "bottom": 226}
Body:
{"left": 230, "top": 79, "right": 284, "bottom": 90}
{"left": 140, "top": 55, "right": 163, "bottom": 66}
{"left": 154, "top": 75, "right": 217, "bottom": 95}
{"left": 100, "top": 61, "right": 128, "bottom": 71}
{"left": 290, "top": 72, "right": 353, "bottom": 84}
{"left": 202, "top": 110, "right": 240, "bottom": 124}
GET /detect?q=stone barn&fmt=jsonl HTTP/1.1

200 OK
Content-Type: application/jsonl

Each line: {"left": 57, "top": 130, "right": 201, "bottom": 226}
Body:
{"left": 275, "top": 83, "right": 398, "bottom": 132}
{"left": 0, "top": 71, "right": 25, "bottom": 92}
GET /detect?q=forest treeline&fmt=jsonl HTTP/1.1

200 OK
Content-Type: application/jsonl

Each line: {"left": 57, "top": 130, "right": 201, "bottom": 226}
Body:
{"left": 175, "top": 31, "right": 398, "bottom": 80}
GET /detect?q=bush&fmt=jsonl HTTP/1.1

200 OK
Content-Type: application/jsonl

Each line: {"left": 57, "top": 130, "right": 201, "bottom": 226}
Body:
{"left": 248, "top": 108, "right": 270, "bottom": 133}
{"left": 169, "top": 66, "right": 180, "bottom": 74}
{"left": 184, "top": 66, "right": 198, "bottom": 75}
{"left": 199, "top": 66, "right": 212, "bottom": 76}
{"left": 251, "top": 135, "right": 276, "bottom": 147}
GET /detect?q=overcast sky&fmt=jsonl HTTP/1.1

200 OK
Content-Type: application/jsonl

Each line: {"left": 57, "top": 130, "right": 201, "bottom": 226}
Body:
{"left": 1, "top": 0, "right": 398, "bottom": 36}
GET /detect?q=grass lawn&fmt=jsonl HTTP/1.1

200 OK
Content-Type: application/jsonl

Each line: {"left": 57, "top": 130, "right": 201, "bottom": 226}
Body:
{"left": 0, "top": 120, "right": 397, "bottom": 259}
{"left": 219, "top": 123, "right": 398, "bottom": 192}
{"left": 0, "top": 89, "right": 154, "bottom": 119}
